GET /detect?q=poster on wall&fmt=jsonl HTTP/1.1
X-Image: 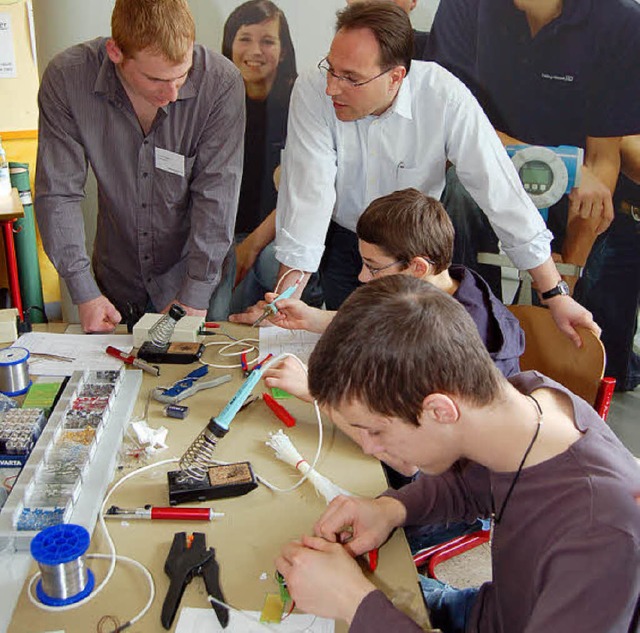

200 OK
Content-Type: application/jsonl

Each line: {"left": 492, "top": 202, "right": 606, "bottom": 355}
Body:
{"left": 222, "top": 0, "right": 326, "bottom": 313}
{"left": 0, "top": 13, "right": 17, "bottom": 77}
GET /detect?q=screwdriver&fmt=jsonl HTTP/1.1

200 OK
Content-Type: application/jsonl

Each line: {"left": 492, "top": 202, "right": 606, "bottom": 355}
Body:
{"left": 105, "top": 345, "right": 161, "bottom": 377}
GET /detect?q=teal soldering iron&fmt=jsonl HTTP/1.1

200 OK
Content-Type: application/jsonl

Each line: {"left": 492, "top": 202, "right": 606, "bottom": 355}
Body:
{"left": 178, "top": 366, "right": 267, "bottom": 480}
{"left": 252, "top": 283, "right": 299, "bottom": 327}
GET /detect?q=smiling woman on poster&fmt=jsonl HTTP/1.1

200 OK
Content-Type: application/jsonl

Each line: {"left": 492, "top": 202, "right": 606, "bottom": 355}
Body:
{"left": 223, "top": 0, "right": 322, "bottom": 312}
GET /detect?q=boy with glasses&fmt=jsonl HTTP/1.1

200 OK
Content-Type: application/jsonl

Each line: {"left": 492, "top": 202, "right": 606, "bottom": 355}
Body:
{"left": 262, "top": 187, "right": 523, "bottom": 398}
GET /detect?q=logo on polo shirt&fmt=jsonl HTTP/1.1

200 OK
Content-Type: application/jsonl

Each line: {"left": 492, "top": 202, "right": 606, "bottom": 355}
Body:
{"left": 541, "top": 73, "right": 574, "bottom": 82}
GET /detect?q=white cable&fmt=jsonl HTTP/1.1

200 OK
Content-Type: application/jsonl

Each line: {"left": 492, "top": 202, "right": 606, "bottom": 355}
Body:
{"left": 26, "top": 458, "right": 179, "bottom": 626}
{"left": 199, "top": 336, "right": 259, "bottom": 370}
{"left": 247, "top": 353, "right": 324, "bottom": 494}
{"left": 195, "top": 350, "right": 326, "bottom": 494}
{"left": 274, "top": 269, "right": 306, "bottom": 294}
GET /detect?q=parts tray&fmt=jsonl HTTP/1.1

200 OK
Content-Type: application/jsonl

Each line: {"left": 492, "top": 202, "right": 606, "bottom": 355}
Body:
{"left": 0, "top": 369, "right": 142, "bottom": 550}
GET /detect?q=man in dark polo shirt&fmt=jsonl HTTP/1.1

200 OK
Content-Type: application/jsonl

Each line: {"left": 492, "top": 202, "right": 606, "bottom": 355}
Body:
{"left": 426, "top": 0, "right": 640, "bottom": 390}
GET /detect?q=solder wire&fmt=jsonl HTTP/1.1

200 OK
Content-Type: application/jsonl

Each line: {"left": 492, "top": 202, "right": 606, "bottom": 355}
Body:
{"left": 27, "top": 354, "right": 324, "bottom": 630}
{"left": 37, "top": 556, "right": 89, "bottom": 600}
{"left": 27, "top": 458, "right": 177, "bottom": 625}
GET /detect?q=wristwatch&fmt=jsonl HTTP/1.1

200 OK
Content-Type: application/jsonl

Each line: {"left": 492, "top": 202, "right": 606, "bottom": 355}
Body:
{"left": 540, "top": 280, "right": 570, "bottom": 300}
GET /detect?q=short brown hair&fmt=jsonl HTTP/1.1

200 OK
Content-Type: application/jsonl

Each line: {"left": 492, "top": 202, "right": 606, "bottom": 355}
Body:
{"left": 356, "top": 188, "right": 454, "bottom": 274}
{"left": 111, "top": 0, "right": 195, "bottom": 62}
{"left": 308, "top": 276, "right": 503, "bottom": 425}
{"left": 336, "top": 1, "right": 412, "bottom": 73}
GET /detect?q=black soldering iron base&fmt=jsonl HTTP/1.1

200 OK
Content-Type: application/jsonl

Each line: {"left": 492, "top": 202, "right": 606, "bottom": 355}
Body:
{"left": 138, "top": 341, "right": 204, "bottom": 364}
{"left": 168, "top": 461, "right": 258, "bottom": 506}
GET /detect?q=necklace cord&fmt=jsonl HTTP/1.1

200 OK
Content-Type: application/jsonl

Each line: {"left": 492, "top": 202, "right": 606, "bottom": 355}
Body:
{"left": 491, "top": 393, "right": 543, "bottom": 524}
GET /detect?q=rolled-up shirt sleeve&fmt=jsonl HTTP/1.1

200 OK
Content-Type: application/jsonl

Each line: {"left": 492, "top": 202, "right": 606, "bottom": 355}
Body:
{"left": 275, "top": 72, "right": 338, "bottom": 272}
{"left": 35, "top": 62, "right": 102, "bottom": 305}
{"left": 442, "top": 83, "right": 553, "bottom": 271}
{"left": 177, "top": 68, "right": 245, "bottom": 309}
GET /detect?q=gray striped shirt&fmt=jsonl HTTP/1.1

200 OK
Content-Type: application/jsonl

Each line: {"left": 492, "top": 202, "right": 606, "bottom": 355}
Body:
{"left": 35, "top": 37, "right": 245, "bottom": 312}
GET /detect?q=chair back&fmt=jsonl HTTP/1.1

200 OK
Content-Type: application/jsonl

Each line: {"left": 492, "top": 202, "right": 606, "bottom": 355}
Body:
{"left": 508, "top": 305, "right": 605, "bottom": 407}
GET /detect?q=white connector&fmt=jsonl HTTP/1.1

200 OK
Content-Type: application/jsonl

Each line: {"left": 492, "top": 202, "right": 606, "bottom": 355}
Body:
{"left": 132, "top": 313, "right": 205, "bottom": 348}
{"left": 0, "top": 308, "right": 19, "bottom": 344}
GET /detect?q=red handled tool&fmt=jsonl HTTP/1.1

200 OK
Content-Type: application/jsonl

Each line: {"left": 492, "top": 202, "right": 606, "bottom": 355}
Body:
{"left": 367, "top": 548, "right": 379, "bottom": 572}
{"left": 106, "top": 346, "right": 160, "bottom": 377}
{"left": 254, "top": 353, "right": 273, "bottom": 371}
{"left": 105, "top": 505, "right": 223, "bottom": 521}
{"left": 263, "top": 392, "right": 296, "bottom": 427}
{"left": 241, "top": 351, "right": 250, "bottom": 377}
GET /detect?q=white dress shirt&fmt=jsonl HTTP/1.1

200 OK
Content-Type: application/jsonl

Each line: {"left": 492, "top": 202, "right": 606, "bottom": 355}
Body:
{"left": 275, "top": 61, "right": 552, "bottom": 273}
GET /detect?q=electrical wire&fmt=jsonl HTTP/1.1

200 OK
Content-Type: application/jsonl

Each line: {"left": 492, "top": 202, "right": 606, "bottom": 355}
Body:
{"left": 198, "top": 336, "right": 259, "bottom": 370}
{"left": 208, "top": 594, "right": 319, "bottom": 632}
{"left": 26, "top": 458, "right": 180, "bottom": 626}
{"left": 273, "top": 269, "right": 306, "bottom": 294}
{"left": 25, "top": 349, "right": 324, "bottom": 629}
{"left": 233, "top": 352, "right": 324, "bottom": 495}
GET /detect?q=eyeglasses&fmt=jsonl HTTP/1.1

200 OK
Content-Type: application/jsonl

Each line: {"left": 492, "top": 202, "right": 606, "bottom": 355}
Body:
{"left": 363, "top": 259, "right": 407, "bottom": 277}
{"left": 363, "top": 256, "right": 436, "bottom": 277}
{"left": 317, "top": 57, "right": 393, "bottom": 88}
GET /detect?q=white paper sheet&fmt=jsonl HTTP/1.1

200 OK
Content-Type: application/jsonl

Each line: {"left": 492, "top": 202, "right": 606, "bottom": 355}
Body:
{"left": 175, "top": 607, "right": 334, "bottom": 633}
{"left": 0, "top": 14, "right": 16, "bottom": 78}
{"left": 259, "top": 326, "right": 322, "bottom": 364}
{"left": 14, "top": 332, "right": 133, "bottom": 376}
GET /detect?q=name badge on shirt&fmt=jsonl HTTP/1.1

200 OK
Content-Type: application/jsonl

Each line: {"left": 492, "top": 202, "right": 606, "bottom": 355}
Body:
{"left": 155, "top": 147, "right": 185, "bottom": 177}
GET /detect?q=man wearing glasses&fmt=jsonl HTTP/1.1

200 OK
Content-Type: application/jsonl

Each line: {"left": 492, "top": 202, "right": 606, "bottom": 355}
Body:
{"left": 234, "top": 1, "right": 597, "bottom": 347}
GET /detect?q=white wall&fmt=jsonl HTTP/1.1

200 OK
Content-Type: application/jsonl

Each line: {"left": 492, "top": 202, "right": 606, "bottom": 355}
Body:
{"left": 33, "top": 1, "right": 439, "bottom": 77}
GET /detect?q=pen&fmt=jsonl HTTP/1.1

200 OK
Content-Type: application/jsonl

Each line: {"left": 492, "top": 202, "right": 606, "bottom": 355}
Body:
{"left": 105, "top": 505, "right": 223, "bottom": 521}
{"left": 263, "top": 392, "right": 296, "bottom": 427}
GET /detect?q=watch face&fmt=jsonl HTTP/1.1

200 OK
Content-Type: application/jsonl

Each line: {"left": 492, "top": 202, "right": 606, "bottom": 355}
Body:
{"left": 541, "top": 280, "right": 570, "bottom": 300}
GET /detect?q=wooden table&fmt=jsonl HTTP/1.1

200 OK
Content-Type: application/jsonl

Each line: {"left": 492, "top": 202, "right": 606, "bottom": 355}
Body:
{"left": 6, "top": 323, "right": 429, "bottom": 632}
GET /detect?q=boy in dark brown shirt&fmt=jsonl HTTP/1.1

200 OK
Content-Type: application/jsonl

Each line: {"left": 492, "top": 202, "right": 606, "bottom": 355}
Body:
{"left": 276, "top": 275, "right": 640, "bottom": 633}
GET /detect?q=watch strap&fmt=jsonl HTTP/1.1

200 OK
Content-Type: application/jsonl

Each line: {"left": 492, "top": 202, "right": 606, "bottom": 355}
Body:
{"left": 540, "top": 281, "right": 569, "bottom": 300}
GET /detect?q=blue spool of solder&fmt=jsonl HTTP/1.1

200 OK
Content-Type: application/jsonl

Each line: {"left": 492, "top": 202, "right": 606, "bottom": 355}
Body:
{"left": 30, "top": 523, "right": 95, "bottom": 606}
{"left": 0, "top": 346, "right": 31, "bottom": 396}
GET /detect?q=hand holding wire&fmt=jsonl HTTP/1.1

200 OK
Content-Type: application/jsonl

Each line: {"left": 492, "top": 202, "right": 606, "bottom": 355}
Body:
{"left": 263, "top": 356, "right": 313, "bottom": 402}
{"left": 313, "top": 495, "right": 402, "bottom": 558}
{"left": 275, "top": 535, "right": 376, "bottom": 623}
